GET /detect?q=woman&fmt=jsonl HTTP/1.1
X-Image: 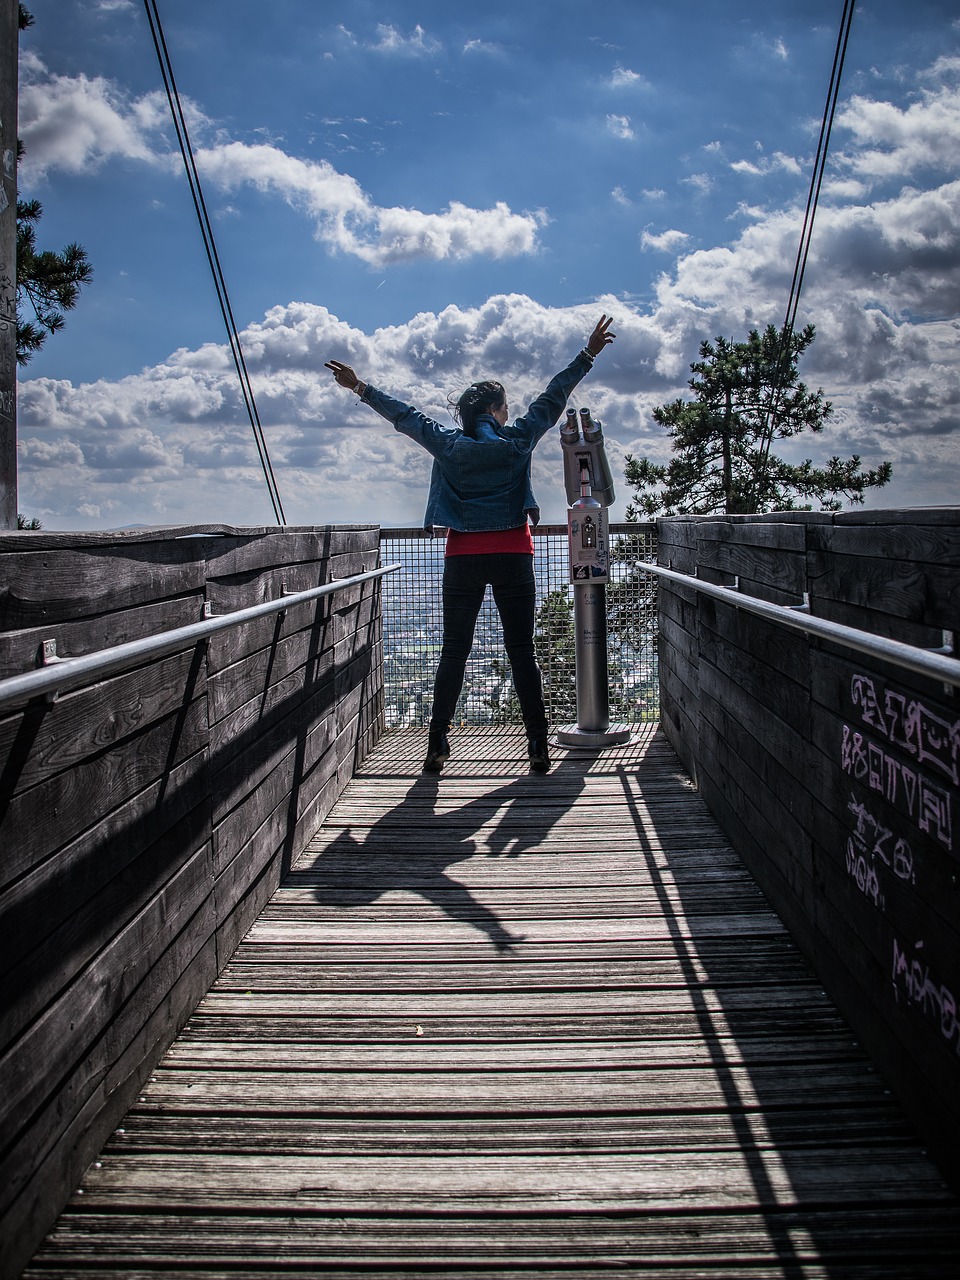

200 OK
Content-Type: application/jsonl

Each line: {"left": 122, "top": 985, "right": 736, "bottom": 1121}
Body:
{"left": 325, "top": 314, "right": 616, "bottom": 774}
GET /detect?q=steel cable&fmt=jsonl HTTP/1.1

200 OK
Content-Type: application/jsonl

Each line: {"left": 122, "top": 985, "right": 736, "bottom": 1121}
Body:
{"left": 757, "top": 0, "right": 856, "bottom": 472}
{"left": 142, "top": 0, "right": 286, "bottom": 524}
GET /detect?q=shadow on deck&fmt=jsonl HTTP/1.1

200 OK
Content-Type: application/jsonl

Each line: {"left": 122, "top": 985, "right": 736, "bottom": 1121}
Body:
{"left": 26, "top": 726, "right": 960, "bottom": 1277}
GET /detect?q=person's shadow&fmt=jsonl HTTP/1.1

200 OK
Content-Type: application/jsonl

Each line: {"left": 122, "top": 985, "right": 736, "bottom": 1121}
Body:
{"left": 301, "top": 753, "right": 589, "bottom": 953}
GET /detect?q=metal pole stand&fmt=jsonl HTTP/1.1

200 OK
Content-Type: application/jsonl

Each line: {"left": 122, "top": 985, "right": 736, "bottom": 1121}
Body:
{"left": 555, "top": 409, "right": 631, "bottom": 750}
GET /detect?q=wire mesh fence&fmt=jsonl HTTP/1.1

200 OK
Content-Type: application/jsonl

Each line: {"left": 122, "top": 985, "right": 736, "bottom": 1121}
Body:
{"left": 379, "top": 524, "right": 658, "bottom": 730}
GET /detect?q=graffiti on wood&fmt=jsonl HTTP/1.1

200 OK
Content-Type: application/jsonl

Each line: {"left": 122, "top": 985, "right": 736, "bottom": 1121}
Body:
{"left": 845, "top": 793, "right": 916, "bottom": 908}
{"left": 842, "top": 674, "right": 956, "bottom": 853}
{"left": 841, "top": 672, "right": 959, "bottom": 1053}
{"left": 892, "top": 936, "right": 960, "bottom": 1057}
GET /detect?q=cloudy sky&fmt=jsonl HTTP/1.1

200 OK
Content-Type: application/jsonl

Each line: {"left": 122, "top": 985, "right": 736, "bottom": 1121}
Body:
{"left": 15, "top": 0, "right": 960, "bottom": 529}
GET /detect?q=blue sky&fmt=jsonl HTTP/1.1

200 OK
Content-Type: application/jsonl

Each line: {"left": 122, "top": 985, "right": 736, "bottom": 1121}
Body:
{"left": 16, "top": 0, "right": 960, "bottom": 528}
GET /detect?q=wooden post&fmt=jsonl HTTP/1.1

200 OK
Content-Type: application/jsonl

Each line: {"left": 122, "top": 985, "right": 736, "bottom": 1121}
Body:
{"left": 0, "top": 0, "right": 18, "bottom": 530}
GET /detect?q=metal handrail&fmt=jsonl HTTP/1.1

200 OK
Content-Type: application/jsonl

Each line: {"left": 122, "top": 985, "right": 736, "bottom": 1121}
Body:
{"left": 0, "top": 563, "right": 401, "bottom": 710}
{"left": 643, "top": 560, "right": 959, "bottom": 689}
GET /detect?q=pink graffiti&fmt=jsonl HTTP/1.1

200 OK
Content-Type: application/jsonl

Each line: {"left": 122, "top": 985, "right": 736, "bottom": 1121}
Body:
{"left": 847, "top": 795, "right": 915, "bottom": 886}
{"left": 851, "top": 674, "right": 958, "bottom": 786}
{"left": 841, "top": 725, "right": 952, "bottom": 851}
{"left": 892, "top": 937, "right": 960, "bottom": 1056}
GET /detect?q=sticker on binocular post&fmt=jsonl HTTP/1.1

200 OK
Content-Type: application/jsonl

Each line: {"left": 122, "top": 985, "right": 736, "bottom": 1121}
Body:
{"left": 567, "top": 510, "right": 609, "bottom": 583}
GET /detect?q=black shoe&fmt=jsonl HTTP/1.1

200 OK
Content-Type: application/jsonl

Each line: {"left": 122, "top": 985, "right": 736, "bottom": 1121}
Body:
{"left": 423, "top": 729, "right": 450, "bottom": 773}
{"left": 528, "top": 737, "right": 551, "bottom": 773}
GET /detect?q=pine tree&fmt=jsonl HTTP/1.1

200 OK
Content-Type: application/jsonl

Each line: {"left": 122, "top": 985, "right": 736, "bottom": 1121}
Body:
{"left": 16, "top": 4, "right": 93, "bottom": 365}
{"left": 534, "top": 588, "right": 579, "bottom": 724}
{"left": 625, "top": 324, "right": 891, "bottom": 516}
{"left": 16, "top": 197, "right": 93, "bottom": 365}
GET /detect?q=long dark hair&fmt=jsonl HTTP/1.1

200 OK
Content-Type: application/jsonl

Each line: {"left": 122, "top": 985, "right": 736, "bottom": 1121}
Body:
{"left": 450, "top": 380, "right": 505, "bottom": 438}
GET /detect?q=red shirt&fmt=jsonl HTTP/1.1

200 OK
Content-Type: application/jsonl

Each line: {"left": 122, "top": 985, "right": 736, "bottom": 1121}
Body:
{"left": 445, "top": 525, "right": 534, "bottom": 556}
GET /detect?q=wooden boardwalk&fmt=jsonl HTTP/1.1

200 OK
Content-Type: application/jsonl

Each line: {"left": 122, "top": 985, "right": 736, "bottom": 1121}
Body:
{"left": 26, "top": 726, "right": 960, "bottom": 1277}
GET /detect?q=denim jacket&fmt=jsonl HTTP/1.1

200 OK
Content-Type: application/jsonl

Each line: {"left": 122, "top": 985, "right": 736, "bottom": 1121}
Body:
{"left": 360, "top": 348, "right": 595, "bottom": 532}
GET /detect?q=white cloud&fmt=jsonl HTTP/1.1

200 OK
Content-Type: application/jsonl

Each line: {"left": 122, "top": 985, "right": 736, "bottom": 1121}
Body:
{"left": 463, "top": 39, "right": 504, "bottom": 56}
{"left": 610, "top": 67, "right": 649, "bottom": 90}
{"left": 15, "top": 57, "right": 960, "bottom": 529}
{"left": 17, "top": 56, "right": 165, "bottom": 179}
{"left": 369, "top": 24, "right": 441, "bottom": 56}
{"left": 835, "top": 60, "right": 960, "bottom": 185}
{"left": 822, "top": 176, "right": 870, "bottom": 201}
{"left": 747, "top": 34, "right": 789, "bottom": 63}
{"left": 198, "top": 141, "right": 543, "bottom": 266}
{"left": 770, "top": 151, "right": 801, "bottom": 175}
{"left": 18, "top": 297, "right": 667, "bottom": 528}
{"left": 681, "top": 173, "right": 712, "bottom": 196}
{"left": 20, "top": 154, "right": 958, "bottom": 528}
{"left": 641, "top": 229, "right": 690, "bottom": 253}
{"left": 17, "top": 64, "right": 542, "bottom": 268}
{"left": 606, "top": 114, "right": 634, "bottom": 140}
{"left": 731, "top": 150, "right": 801, "bottom": 178}
{"left": 19, "top": 436, "right": 86, "bottom": 468}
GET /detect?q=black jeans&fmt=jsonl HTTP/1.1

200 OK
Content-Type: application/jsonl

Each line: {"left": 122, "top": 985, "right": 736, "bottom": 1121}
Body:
{"left": 430, "top": 553, "right": 547, "bottom": 739}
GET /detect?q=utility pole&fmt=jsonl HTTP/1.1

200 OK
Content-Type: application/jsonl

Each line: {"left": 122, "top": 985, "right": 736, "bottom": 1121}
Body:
{"left": 0, "top": 0, "right": 17, "bottom": 529}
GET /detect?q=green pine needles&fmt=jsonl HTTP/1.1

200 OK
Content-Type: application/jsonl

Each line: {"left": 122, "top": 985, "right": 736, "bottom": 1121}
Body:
{"left": 625, "top": 324, "right": 892, "bottom": 516}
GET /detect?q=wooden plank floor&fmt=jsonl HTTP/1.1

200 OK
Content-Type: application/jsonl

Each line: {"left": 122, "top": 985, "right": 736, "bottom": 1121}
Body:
{"left": 27, "top": 725, "right": 960, "bottom": 1277}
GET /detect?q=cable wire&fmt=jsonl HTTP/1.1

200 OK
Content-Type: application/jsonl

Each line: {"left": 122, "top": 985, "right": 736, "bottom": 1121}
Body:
{"left": 758, "top": 0, "right": 856, "bottom": 471}
{"left": 142, "top": 0, "right": 286, "bottom": 525}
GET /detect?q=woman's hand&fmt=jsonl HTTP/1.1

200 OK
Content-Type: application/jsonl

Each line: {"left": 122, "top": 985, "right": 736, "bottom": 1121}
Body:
{"left": 325, "top": 359, "right": 363, "bottom": 391}
{"left": 586, "top": 315, "right": 616, "bottom": 357}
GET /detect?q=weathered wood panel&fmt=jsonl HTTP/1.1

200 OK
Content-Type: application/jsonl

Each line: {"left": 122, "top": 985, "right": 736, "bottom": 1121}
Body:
{"left": 807, "top": 649, "right": 960, "bottom": 1142}
{"left": 7, "top": 928, "right": 220, "bottom": 1274}
{"left": 0, "top": 690, "right": 210, "bottom": 888}
{"left": 0, "top": 797, "right": 211, "bottom": 1046}
{"left": 695, "top": 517, "right": 807, "bottom": 599}
{"left": 807, "top": 518, "right": 960, "bottom": 633}
{"left": 0, "top": 524, "right": 384, "bottom": 1280}
{"left": 0, "top": 843, "right": 216, "bottom": 1193}
{"left": 656, "top": 570, "right": 700, "bottom": 784}
{"left": 0, "top": 595, "right": 203, "bottom": 679}
{"left": 698, "top": 601, "right": 810, "bottom": 727}
{"left": 657, "top": 508, "right": 960, "bottom": 1192}
{"left": 0, "top": 541, "right": 205, "bottom": 629}
{"left": 23, "top": 726, "right": 960, "bottom": 1276}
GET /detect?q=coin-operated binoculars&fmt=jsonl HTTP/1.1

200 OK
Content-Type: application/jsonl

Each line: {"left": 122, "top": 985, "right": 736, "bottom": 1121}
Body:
{"left": 556, "top": 408, "right": 631, "bottom": 748}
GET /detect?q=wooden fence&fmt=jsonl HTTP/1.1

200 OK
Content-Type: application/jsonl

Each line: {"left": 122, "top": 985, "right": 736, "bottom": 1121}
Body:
{"left": 0, "top": 524, "right": 383, "bottom": 1277}
{"left": 657, "top": 508, "right": 960, "bottom": 1189}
